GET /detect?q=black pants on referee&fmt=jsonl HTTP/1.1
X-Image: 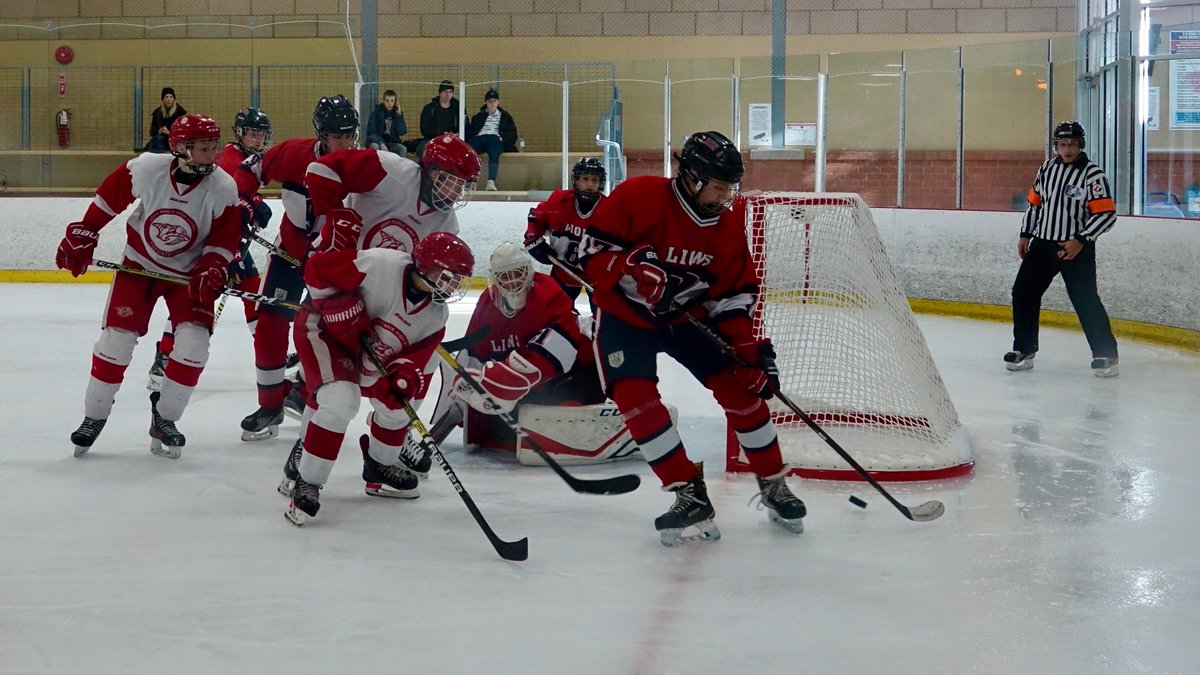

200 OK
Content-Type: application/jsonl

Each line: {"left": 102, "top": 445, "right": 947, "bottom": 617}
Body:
{"left": 1011, "top": 237, "right": 1118, "bottom": 359}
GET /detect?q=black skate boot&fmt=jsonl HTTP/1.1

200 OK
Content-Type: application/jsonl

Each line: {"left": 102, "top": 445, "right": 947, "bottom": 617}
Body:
{"left": 146, "top": 342, "right": 167, "bottom": 391}
{"left": 753, "top": 469, "right": 806, "bottom": 534}
{"left": 70, "top": 417, "right": 107, "bottom": 457}
{"left": 149, "top": 391, "right": 185, "bottom": 459}
{"left": 282, "top": 382, "right": 306, "bottom": 421}
{"left": 360, "top": 435, "right": 419, "bottom": 499}
{"left": 397, "top": 433, "right": 433, "bottom": 479}
{"left": 286, "top": 476, "right": 322, "bottom": 526}
{"left": 655, "top": 462, "right": 720, "bottom": 547}
{"left": 1003, "top": 350, "right": 1036, "bottom": 371}
{"left": 1091, "top": 356, "right": 1119, "bottom": 378}
{"left": 278, "top": 439, "right": 303, "bottom": 497}
{"left": 240, "top": 405, "right": 284, "bottom": 441}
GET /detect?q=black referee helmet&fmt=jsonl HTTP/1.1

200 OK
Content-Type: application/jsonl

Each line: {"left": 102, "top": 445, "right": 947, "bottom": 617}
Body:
{"left": 1052, "top": 121, "right": 1085, "bottom": 149}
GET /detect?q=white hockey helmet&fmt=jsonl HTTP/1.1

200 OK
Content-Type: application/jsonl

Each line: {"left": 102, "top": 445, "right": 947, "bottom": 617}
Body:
{"left": 489, "top": 242, "right": 534, "bottom": 316}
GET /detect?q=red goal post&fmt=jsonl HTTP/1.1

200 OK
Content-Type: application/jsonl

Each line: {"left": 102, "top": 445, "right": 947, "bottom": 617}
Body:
{"left": 726, "top": 192, "right": 974, "bottom": 481}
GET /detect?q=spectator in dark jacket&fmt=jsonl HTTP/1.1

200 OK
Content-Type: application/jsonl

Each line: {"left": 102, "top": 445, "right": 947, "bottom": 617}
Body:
{"left": 146, "top": 87, "right": 187, "bottom": 153}
{"left": 365, "top": 89, "right": 408, "bottom": 156}
{"left": 416, "top": 80, "right": 460, "bottom": 157}
{"left": 466, "top": 88, "right": 518, "bottom": 191}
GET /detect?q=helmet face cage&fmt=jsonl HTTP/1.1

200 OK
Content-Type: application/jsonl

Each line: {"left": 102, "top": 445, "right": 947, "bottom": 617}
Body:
{"left": 170, "top": 115, "right": 222, "bottom": 176}
{"left": 572, "top": 157, "right": 607, "bottom": 205}
{"left": 427, "top": 169, "right": 476, "bottom": 212}
{"left": 313, "top": 95, "right": 359, "bottom": 150}
{"left": 413, "top": 232, "right": 475, "bottom": 302}
{"left": 489, "top": 242, "right": 534, "bottom": 315}
{"left": 677, "top": 131, "right": 743, "bottom": 218}
{"left": 1052, "top": 121, "right": 1086, "bottom": 150}
{"left": 419, "top": 266, "right": 469, "bottom": 304}
{"left": 420, "top": 135, "right": 482, "bottom": 210}
{"left": 233, "top": 108, "right": 272, "bottom": 154}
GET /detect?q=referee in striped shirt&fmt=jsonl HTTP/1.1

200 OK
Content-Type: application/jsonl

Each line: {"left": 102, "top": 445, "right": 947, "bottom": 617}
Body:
{"left": 1005, "top": 121, "right": 1119, "bottom": 377}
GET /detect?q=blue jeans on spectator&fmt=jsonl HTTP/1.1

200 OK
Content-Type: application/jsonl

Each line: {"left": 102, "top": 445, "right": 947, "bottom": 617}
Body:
{"left": 148, "top": 133, "right": 171, "bottom": 153}
{"left": 469, "top": 134, "right": 503, "bottom": 181}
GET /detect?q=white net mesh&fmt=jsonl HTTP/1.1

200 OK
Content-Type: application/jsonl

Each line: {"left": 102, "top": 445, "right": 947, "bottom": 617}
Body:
{"left": 728, "top": 192, "right": 973, "bottom": 481}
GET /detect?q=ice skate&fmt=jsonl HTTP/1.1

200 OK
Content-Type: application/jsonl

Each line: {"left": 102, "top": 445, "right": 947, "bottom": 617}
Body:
{"left": 146, "top": 342, "right": 167, "bottom": 391}
{"left": 1091, "top": 356, "right": 1119, "bottom": 378}
{"left": 285, "top": 476, "right": 322, "bottom": 526}
{"left": 360, "top": 435, "right": 419, "bottom": 499}
{"left": 70, "top": 417, "right": 107, "bottom": 457}
{"left": 655, "top": 462, "right": 721, "bottom": 547}
{"left": 278, "top": 439, "right": 302, "bottom": 496}
{"left": 282, "top": 383, "right": 305, "bottom": 421}
{"left": 752, "top": 470, "right": 807, "bottom": 534}
{"left": 149, "top": 391, "right": 185, "bottom": 459}
{"left": 1003, "top": 350, "right": 1036, "bottom": 371}
{"left": 240, "top": 405, "right": 283, "bottom": 441}
{"left": 397, "top": 432, "right": 433, "bottom": 478}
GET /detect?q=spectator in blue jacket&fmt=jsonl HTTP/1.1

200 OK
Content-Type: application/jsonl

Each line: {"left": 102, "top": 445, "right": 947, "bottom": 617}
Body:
{"left": 365, "top": 89, "right": 407, "bottom": 156}
{"left": 467, "top": 88, "right": 518, "bottom": 191}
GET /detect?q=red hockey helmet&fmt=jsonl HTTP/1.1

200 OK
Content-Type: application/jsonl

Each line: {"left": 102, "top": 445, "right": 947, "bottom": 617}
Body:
{"left": 169, "top": 114, "right": 222, "bottom": 175}
{"left": 413, "top": 231, "right": 475, "bottom": 303}
{"left": 421, "top": 134, "right": 481, "bottom": 211}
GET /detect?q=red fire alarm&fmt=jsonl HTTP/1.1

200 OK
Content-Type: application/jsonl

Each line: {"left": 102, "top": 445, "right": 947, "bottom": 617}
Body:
{"left": 55, "top": 45, "right": 74, "bottom": 65}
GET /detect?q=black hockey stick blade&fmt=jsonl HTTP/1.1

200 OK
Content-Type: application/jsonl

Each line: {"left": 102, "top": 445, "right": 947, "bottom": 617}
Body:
{"left": 441, "top": 326, "right": 491, "bottom": 353}
{"left": 903, "top": 500, "right": 946, "bottom": 522}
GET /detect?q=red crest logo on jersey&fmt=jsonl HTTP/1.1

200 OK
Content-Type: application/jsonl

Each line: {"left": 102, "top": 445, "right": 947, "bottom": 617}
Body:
{"left": 144, "top": 208, "right": 199, "bottom": 258}
{"left": 364, "top": 219, "right": 419, "bottom": 252}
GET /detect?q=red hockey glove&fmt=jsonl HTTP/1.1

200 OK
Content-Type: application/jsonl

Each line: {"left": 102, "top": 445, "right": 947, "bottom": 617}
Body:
{"left": 452, "top": 352, "right": 543, "bottom": 415}
{"left": 622, "top": 245, "right": 675, "bottom": 313}
{"left": 321, "top": 207, "right": 363, "bottom": 253}
{"left": 362, "top": 357, "right": 424, "bottom": 409}
{"left": 188, "top": 253, "right": 229, "bottom": 306}
{"left": 312, "top": 292, "right": 370, "bottom": 349}
{"left": 731, "top": 338, "right": 779, "bottom": 399}
{"left": 55, "top": 222, "right": 100, "bottom": 277}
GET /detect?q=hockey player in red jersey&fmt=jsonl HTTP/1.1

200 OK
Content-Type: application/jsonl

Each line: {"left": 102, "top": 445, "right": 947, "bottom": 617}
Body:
{"left": 58, "top": 114, "right": 241, "bottom": 459}
{"left": 524, "top": 157, "right": 607, "bottom": 301}
{"left": 281, "top": 232, "right": 475, "bottom": 526}
{"left": 148, "top": 107, "right": 274, "bottom": 390}
{"left": 452, "top": 243, "right": 605, "bottom": 450}
{"left": 579, "top": 130, "right": 806, "bottom": 545}
{"left": 239, "top": 95, "right": 359, "bottom": 442}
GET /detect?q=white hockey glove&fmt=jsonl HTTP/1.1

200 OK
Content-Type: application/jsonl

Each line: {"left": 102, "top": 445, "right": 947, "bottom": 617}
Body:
{"left": 452, "top": 352, "right": 543, "bottom": 415}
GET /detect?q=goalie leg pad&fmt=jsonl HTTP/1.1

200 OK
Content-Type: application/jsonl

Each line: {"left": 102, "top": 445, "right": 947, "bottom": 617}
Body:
{"left": 514, "top": 402, "right": 678, "bottom": 466}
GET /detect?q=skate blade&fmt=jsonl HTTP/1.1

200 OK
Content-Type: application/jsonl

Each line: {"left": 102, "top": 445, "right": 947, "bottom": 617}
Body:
{"left": 363, "top": 482, "right": 420, "bottom": 500}
{"left": 282, "top": 406, "right": 303, "bottom": 421}
{"left": 1005, "top": 361, "right": 1034, "bottom": 372}
{"left": 150, "top": 439, "right": 181, "bottom": 459}
{"left": 241, "top": 426, "right": 280, "bottom": 442}
{"left": 659, "top": 520, "right": 722, "bottom": 547}
{"left": 146, "top": 374, "right": 162, "bottom": 391}
{"left": 769, "top": 511, "right": 805, "bottom": 534}
{"left": 285, "top": 503, "right": 308, "bottom": 526}
{"left": 1094, "top": 365, "right": 1119, "bottom": 378}
{"left": 277, "top": 478, "right": 295, "bottom": 497}
{"left": 73, "top": 444, "right": 91, "bottom": 458}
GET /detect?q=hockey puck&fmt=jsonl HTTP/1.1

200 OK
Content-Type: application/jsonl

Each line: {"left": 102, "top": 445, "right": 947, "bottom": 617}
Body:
{"left": 848, "top": 495, "right": 868, "bottom": 509}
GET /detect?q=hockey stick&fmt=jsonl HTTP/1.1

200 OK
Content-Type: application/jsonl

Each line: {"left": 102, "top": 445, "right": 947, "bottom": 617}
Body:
{"left": 248, "top": 232, "right": 303, "bottom": 268}
{"left": 93, "top": 259, "right": 301, "bottom": 310}
{"left": 361, "top": 338, "right": 529, "bottom": 562}
{"left": 541, "top": 252, "right": 943, "bottom": 522}
{"left": 435, "top": 345, "right": 641, "bottom": 496}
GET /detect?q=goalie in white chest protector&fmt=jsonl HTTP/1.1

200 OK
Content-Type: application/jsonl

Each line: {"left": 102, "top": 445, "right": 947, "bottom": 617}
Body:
{"left": 447, "top": 242, "right": 674, "bottom": 465}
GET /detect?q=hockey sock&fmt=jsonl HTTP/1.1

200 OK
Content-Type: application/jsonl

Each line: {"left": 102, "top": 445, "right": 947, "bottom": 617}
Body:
{"left": 709, "top": 372, "right": 785, "bottom": 477}
{"left": 159, "top": 331, "right": 175, "bottom": 357}
{"left": 368, "top": 407, "right": 412, "bottom": 462}
{"left": 157, "top": 322, "right": 209, "bottom": 421}
{"left": 610, "top": 378, "right": 694, "bottom": 486}
{"left": 238, "top": 274, "right": 260, "bottom": 330}
{"left": 84, "top": 327, "right": 137, "bottom": 419}
{"left": 252, "top": 311, "right": 291, "bottom": 408}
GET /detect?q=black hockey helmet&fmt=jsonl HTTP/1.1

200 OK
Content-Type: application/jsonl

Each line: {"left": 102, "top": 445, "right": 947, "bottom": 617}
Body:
{"left": 232, "top": 107, "right": 272, "bottom": 153}
{"left": 571, "top": 157, "right": 607, "bottom": 207}
{"left": 1052, "top": 120, "right": 1085, "bottom": 149}
{"left": 313, "top": 94, "right": 359, "bottom": 143}
{"left": 674, "top": 131, "right": 743, "bottom": 218}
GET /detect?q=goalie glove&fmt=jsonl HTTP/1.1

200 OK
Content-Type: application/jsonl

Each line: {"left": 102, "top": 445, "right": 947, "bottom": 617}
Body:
{"left": 362, "top": 357, "right": 424, "bottom": 410}
{"left": 452, "top": 352, "right": 543, "bottom": 415}
{"left": 188, "top": 252, "right": 229, "bottom": 306}
{"left": 55, "top": 222, "right": 100, "bottom": 277}
{"left": 312, "top": 292, "right": 370, "bottom": 350}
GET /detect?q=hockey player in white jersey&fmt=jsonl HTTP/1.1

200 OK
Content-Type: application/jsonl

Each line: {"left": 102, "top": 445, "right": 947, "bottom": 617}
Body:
{"left": 283, "top": 232, "right": 475, "bottom": 525}
{"left": 56, "top": 114, "right": 241, "bottom": 459}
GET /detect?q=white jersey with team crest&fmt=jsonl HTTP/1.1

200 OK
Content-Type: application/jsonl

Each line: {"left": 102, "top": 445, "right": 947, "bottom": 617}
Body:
{"left": 305, "top": 149, "right": 460, "bottom": 254}
{"left": 112, "top": 152, "right": 239, "bottom": 276}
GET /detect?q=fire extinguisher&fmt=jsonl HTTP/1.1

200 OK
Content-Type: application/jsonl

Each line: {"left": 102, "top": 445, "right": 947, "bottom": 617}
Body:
{"left": 56, "top": 108, "right": 71, "bottom": 148}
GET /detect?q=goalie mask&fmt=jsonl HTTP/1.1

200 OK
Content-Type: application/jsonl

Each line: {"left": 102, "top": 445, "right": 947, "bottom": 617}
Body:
{"left": 421, "top": 134, "right": 481, "bottom": 212}
{"left": 675, "top": 131, "right": 743, "bottom": 219}
{"left": 413, "top": 231, "right": 475, "bottom": 304}
{"left": 489, "top": 242, "right": 534, "bottom": 317}
{"left": 169, "top": 114, "right": 222, "bottom": 176}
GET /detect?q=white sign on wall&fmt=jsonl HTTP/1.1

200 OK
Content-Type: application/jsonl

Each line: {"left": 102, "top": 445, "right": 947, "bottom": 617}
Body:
{"left": 748, "top": 103, "right": 771, "bottom": 147}
{"left": 785, "top": 122, "right": 817, "bottom": 146}
{"left": 1169, "top": 31, "right": 1200, "bottom": 129}
{"left": 1147, "top": 86, "right": 1160, "bottom": 131}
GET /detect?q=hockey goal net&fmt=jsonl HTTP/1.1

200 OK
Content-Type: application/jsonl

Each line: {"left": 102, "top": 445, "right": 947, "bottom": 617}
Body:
{"left": 726, "top": 193, "right": 973, "bottom": 481}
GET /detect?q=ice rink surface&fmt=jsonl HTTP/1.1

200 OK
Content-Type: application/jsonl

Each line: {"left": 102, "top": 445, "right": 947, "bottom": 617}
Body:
{"left": 2, "top": 283, "right": 1198, "bottom": 674}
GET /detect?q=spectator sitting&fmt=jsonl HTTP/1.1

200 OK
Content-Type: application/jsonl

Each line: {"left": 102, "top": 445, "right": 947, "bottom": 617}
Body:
{"left": 416, "top": 80, "right": 460, "bottom": 157}
{"left": 365, "top": 89, "right": 407, "bottom": 156}
{"left": 466, "top": 88, "right": 518, "bottom": 191}
{"left": 146, "top": 87, "right": 187, "bottom": 153}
